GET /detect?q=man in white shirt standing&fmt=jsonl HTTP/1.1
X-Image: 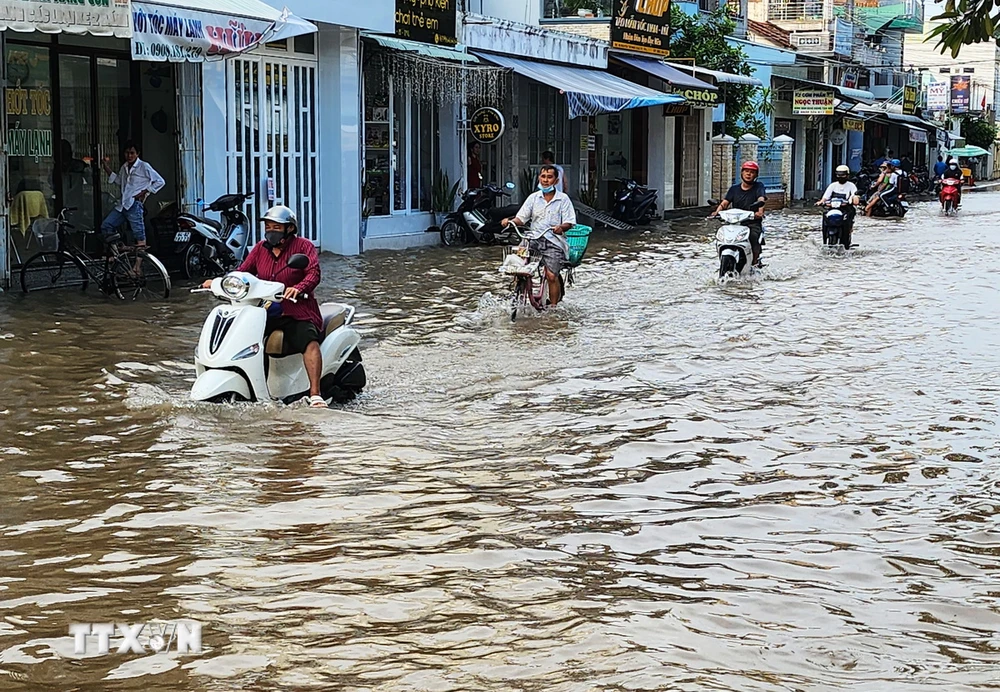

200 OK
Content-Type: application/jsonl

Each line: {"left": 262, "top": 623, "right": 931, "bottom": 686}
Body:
{"left": 502, "top": 165, "right": 576, "bottom": 307}
{"left": 100, "top": 140, "right": 165, "bottom": 248}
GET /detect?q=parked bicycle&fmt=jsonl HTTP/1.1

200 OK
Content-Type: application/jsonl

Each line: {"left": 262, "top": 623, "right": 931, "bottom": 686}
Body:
{"left": 19, "top": 207, "right": 171, "bottom": 300}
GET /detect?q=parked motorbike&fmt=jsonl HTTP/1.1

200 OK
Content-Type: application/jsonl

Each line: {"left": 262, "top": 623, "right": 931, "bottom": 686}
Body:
{"left": 189, "top": 254, "right": 365, "bottom": 405}
{"left": 499, "top": 222, "right": 592, "bottom": 321}
{"left": 439, "top": 182, "right": 521, "bottom": 246}
{"left": 175, "top": 192, "right": 254, "bottom": 279}
{"left": 711, "top": 200, "right": 764, "bottom": 279}
{"left": 821, "top": 198, "right": 854, "bottom": 249}
{"left": 940, "top": 176, "right": 961, "bottom": 214}
{"left": 611, "top": 178, "right": 657, "bottom": 225}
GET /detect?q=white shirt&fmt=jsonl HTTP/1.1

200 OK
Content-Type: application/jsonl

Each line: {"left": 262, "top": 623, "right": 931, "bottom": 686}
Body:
{"left": 108, "top": 158, "right": 165, "bottom": 211}
{"left": 821, "top": 181, "right": 858, "bottom": 202}
{"left": 886, "top": 171, "right": 899, "bottom": 188}
{"left": 515, "top": 189, "right": 577, "bottom": 254}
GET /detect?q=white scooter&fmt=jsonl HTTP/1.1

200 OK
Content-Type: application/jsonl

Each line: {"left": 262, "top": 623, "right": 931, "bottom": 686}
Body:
{"left": 190, "top": 254, "right": 365, "bottom": 405}
{"left": 712, "top": 200, "right": 764, "bottom": 279}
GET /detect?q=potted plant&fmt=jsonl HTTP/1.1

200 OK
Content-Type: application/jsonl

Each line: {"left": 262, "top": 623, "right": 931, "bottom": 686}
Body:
{"left": 431, "top": 169, "right": 460, "bottom": 227}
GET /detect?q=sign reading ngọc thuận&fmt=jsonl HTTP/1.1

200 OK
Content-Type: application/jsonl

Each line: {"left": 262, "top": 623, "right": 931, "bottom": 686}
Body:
{"left": 792, "top": 89, "right": 834, "bottom": 115}
{"left": 394, "top": 0, "right": 456, "bottom": 47}
{"left": 611, "top": 0, "right": 670, "bottom": 58}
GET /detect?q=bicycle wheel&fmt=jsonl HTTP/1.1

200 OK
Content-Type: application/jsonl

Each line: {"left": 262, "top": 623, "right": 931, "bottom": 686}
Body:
{"left": 110, "top": 248, "right": 171, "bottom": 300}
{"left": 20, "top": 251, "right": 89, "bottom": 293}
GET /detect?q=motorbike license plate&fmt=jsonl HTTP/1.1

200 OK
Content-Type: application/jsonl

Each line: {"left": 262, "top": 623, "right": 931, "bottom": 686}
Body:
{"left": 174, "top": 231, "right": 191, "bottom": 242}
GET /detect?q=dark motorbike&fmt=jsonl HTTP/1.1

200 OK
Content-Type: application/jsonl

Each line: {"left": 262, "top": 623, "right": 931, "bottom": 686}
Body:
{"left": 175, "top": 192, "right": 254, "bottom": 279}
{"left": 860, "top": 181, "right": 907, "bottom": 218}
{"left": 611, "top": 178, "right": 657, "bottom": 225}
{"left": 439, "top": 182, "right": 521, "bottom": 246}
{"left": 821, "top": 197, "right": 854, "bottom": 249}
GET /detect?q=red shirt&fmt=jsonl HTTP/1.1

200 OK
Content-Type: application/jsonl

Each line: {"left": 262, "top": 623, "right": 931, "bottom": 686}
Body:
{"left": 237, "top": 236, "right": 323, "bottom": 331}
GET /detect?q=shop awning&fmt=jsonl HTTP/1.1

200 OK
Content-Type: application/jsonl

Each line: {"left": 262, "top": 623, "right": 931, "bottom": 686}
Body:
{"left": 853, "top": 105, "right": 938, "bottom": 130}
{"left": 776, "top": 76, "right": 875, "bottom": 104}
{"left": 612, "top": 55, "right": 718, "bottom": 93}
{"left": 0, "top": 0, "right": 131, "bottom": 37}
{"left": 131, "top": 0, "right": 316, "bottom": 62}
{"left": 365, "top": 34, "right": 479, "bottom": 63}
{"left": 474, "top": 52, "right": 684, "bottom": 118}
{"left": 667, "top": 63, "right": 762, "bottom": 86}
{"left": 948, "top": 145, "right": 990, "bottom": 157}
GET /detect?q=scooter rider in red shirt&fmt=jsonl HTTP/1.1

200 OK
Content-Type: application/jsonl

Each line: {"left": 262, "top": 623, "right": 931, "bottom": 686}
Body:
{"left": 202, "top": 205, "right": 327, "bottom": 407}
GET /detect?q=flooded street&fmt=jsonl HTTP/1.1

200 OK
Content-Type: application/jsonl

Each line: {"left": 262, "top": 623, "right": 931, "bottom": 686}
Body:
{"left": 1, "top": 192, "right": 999, "bottom": 690}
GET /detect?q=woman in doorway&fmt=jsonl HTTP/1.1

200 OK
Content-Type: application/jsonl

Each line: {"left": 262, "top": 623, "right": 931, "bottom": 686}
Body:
{"left": 467, "top": 142, "right": 483, "bottom": 190}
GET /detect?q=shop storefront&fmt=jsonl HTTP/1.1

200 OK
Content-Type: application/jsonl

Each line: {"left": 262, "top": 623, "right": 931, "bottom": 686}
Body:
{"left": 358, "top": 35, "right": 502, "bottom": 249}
{"left": 1, "top": 0, "right": 135, "bottom": 285}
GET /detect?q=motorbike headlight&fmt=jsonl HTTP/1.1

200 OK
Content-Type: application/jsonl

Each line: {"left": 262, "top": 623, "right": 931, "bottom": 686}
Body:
{"left": 221, "top": 274, "right": 250, "bottom": 300}
{"left": 232, "top": 343, "right": 260, "bottom": 361}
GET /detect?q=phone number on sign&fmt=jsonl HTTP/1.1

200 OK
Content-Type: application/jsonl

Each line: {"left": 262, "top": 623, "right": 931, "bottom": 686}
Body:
{"left": 133, "top": 41, "right": 204, "bottom": 60}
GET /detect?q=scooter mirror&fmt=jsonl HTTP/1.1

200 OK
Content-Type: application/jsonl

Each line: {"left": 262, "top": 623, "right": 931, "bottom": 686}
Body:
{"left": 286, "top": 253, "right": 309, "bottom": 270}
{"left": 505, "top": 182, "right": 515, "bottom": 190}
{"left": 707, "top": 199, "right": 719, "bottom": 206}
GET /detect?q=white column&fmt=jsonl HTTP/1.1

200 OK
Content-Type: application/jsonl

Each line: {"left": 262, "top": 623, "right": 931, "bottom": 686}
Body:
{"left": 647, "top": 107, "right": 666, "bottom": 209}
{"left": 662, "top": 116, "right": 677, "bottom": 210}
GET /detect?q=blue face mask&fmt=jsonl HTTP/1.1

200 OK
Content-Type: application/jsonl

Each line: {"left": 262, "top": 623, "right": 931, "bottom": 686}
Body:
{"left": 538, "top": 184, "right": 556, "bottom": 193}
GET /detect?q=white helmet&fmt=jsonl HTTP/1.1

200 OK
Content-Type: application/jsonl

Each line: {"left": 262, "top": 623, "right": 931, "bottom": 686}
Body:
{"left": 260, "top": 205, "right": 298, "bottom": 232}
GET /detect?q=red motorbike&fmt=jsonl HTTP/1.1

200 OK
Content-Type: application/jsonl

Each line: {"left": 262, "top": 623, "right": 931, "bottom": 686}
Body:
{"left": 940, "top": 177, "right": 961, "bottom": 215}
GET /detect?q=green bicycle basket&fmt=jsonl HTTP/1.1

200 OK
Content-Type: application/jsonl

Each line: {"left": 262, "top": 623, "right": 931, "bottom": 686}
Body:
{"left": 565, "top": 225, "right": 592, "bottom": 267}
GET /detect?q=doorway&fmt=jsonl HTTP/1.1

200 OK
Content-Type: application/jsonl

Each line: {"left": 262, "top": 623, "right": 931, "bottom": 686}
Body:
{"left": 674, "top": 112, "right": 702, "bottom": 208}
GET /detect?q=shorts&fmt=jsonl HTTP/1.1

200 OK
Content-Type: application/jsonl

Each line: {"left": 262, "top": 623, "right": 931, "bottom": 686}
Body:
{"left": 265, "top": 316, "right": 320, "bottom": 355}
{"left": 529, "top": 237, "right": 566, "bottom": 276}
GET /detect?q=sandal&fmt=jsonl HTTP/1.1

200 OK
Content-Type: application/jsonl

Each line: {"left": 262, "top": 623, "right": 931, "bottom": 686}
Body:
{"left": 307, "top": 395, "right": 328, "bottom": 408}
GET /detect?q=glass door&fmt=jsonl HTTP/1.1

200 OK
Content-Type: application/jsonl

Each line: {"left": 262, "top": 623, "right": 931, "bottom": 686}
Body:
{"left": 95, "top": 57, "right": 134, "bottom": 223}
{"left": 58, "top": 55, "right": 96, "bottom": 232}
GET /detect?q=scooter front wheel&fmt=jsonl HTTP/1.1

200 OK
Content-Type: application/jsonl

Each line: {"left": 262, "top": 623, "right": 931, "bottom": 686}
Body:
{"left": 440, "top": 220, "right": 467, "bottom": 247}
{"left": 719, "top": 255, "right": 737, "bottom": 278}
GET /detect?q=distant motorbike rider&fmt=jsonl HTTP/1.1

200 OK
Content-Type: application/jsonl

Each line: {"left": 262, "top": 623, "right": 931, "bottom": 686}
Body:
{"left": 710, "top": 161, "right": 767, "bottom": 267}
{"left": 201, "top": 205, "right": 327, "bottom": 408}
{"left": 941, "top": 157, "right": 964, "bottom": 207}
{"left": 864, "top": 159, "right": 900, "bottom": 217}
{"left": 817, "top": 165, "right": 859, "bottom": 227}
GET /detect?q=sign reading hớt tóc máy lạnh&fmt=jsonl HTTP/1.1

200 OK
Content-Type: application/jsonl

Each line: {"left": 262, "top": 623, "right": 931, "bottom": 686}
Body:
{"left": 394, "top": 0, "right": 456, "bottom": 47}
{"left": 130, "top": 2, "right": 280, "bottom": 62}
{"left": 792, "top": 89, "right": 834, "bottom": 115}
{"left": 611, "top": 0, "right": 670, "bottom": 58}
{"left": 469, "top": 108, "right": 504, "bottom": 145}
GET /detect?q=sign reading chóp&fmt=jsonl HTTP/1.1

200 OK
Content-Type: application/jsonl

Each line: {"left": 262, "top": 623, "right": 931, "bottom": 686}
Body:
{"left": 395, "top": 0, "right": 456, "bottom": 46}
{"left": 611, "top": 0, "right": 671, "bottom": 58}
{"left": 469, "top": 107, "right": 505, "bottom": 144}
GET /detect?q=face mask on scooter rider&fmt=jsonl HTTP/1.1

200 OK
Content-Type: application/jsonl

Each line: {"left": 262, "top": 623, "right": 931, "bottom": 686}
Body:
{"left": 264, "top": 231, "right": 286, "bottom": 248}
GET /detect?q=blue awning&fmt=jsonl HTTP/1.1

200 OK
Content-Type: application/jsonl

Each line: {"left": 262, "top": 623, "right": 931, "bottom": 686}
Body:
{"left": 473, "top": 52, "right": 684, "bottom": 118}
{"left": 612, "top": 55, "right": 718, "bottom": 93}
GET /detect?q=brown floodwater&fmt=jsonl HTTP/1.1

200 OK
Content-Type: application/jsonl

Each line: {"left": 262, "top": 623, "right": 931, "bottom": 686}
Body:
{"left": 0, "top": 194, "right": 998, "bottom": 690}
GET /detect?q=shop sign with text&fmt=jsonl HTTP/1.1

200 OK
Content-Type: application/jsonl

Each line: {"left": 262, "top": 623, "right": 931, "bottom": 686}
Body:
{"left": 611, "top": 0, "right": 671, "bottom": 58}
{"left": 842, "top": 116, "right": 864, "bottom": 132}
{"left": 673, "top": 87, "right": 717, "bottom": 108}
{"left": 792, "top": 89, "right": 834, "bottom": 115}
{"left": 950, "top": 75, "right": 970, "bottom": 114}
{"left": 130, "top": 2, "right": 275, "bottom": 62}
{"left": 908, "top": 129, "right": 927, "bottom": 143}
{"left": 902, "top": 85, "right": 918, "bottom": 115}
{"left": 395, "top": 0, "right": 456, "bottom": 46}
{"left": 927, "top": 81, "right": 948, "bottom": 110}
{"left": 469, "top": 107, "right": 504, "bottom": 144}
{"left": 0, "top": 0, "right": 131, "bottom": 37}
{"left": 662, "top": 102, "right": 690, "bottom": 117}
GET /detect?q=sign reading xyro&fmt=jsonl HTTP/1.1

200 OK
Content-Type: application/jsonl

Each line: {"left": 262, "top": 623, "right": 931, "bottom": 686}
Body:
{"left": 470, "top": 107, "right": 505, "bottom": 144}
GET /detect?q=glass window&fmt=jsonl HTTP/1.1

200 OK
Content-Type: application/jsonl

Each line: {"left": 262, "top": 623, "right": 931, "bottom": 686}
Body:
{"left": 294, "top": 34, "right": 315, "bottom": 55}
{"left": 5, "top": 43, "right": 55, "bottom": 264}
{"left": 526, "top": 83, "right": 572, "bottom": 166}
{"left": 410, "top": 100, "right": 436, "bottom": 212}
{"left": 543, "top": 0, "right": 612, "bottom": 19}
{"left": 392, "top": 77, "right": 407, "bottom": 212}
{"left": 363, "top": 59, "right": 391, "bottom": 216}
{"left": 59, "top": 55, "right": 95, "bottom": 232}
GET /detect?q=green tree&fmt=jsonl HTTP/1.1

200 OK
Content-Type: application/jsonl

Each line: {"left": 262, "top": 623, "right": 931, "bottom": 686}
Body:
{"left": 927, "top": 0, "right": 999, "bottom": 57}
{"left": 960, "top": 114, "right": 998, "bottom": 149}
{"left": 667, "top": 7, "right": 759, "bottom": 137}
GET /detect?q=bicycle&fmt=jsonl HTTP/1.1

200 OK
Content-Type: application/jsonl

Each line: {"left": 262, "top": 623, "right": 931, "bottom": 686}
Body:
{"left": 19, "top": 207, "right": 171, "bottom": 300}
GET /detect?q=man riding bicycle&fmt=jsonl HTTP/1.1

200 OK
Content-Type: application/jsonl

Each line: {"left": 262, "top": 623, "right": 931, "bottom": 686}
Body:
{"left": 502, "top": 165, "right": 576, "bottom": 307}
